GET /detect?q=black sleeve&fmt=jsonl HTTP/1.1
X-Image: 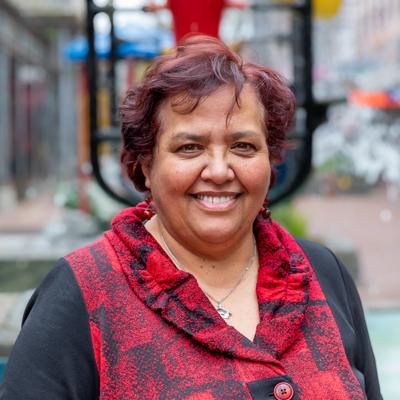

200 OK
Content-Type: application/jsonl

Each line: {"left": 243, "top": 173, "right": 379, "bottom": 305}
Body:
{"left": 0, "top": 259, "right": 99, "bottom": 400}
{"left": 296, "top": 238, "right": 382, "bottom": 400}
{"left": 336, "top": 255, "right": 383, "bottom": 400}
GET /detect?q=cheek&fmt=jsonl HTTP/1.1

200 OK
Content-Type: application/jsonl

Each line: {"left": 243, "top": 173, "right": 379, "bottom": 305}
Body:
{"left": 156, "top": 161, "right": 200, "bottom": 194}
{"left": 240, "top": 159, "right": 271, "bottom": 192}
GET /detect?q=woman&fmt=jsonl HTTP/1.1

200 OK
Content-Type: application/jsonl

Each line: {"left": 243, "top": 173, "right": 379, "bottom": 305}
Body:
{"left": 0, "top": 36, "right": 381, "bottom": 399}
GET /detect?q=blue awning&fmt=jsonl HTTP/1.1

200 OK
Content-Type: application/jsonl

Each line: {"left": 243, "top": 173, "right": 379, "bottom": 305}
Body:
{"left": 64, "top": 24, "right": 173, "bottom": 61}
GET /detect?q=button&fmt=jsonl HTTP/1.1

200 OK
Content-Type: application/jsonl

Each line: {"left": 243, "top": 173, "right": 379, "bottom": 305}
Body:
{"left": 273, "top": 382, "right": 294, "bottom": 400}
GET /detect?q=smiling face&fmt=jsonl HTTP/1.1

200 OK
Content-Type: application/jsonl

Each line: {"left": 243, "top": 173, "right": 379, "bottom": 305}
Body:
{"left": 142, "top": 85, "right": 270, "bottom": 252}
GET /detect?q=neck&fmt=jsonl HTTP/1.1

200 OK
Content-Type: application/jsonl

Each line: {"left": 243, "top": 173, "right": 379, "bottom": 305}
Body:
{"left": 145, "top": 216, "right": 257, "bottom": 289}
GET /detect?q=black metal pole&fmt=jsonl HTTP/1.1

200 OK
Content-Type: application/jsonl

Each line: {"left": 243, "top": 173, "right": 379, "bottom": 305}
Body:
{"left": 269, "top": 0, "right": 313, "bottom": 204}
{"left": 86, "top": 0, "right": 98, "bottom": 142}
{"left": 296, "top": 0, "right": 313, "bottom": 188}
{"left": 86, "top": 0, "right": 135, "bottom": 205}
{"left": 108, "top": 5, "right": 118, "bottom": 126}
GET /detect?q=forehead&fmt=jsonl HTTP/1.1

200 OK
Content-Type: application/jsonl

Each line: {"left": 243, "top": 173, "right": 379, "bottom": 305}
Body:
{"left": 157, "top": 85, "right": 264, "bottom": 129}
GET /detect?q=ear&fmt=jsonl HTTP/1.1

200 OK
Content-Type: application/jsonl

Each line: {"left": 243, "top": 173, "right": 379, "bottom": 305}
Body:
{"left": 141, "top": 156, "right": 152, "bottom": 190}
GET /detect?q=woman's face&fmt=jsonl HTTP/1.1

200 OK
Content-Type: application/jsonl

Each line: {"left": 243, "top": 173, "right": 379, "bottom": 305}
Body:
{"left": 142, "top": 85, "right": 270, "bottom": 249}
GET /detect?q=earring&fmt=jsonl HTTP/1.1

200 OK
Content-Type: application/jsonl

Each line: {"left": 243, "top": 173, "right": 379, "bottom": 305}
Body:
{"left": 260, "top": 198, "right": 271, "bottom": 219}
{"left": 144, "top": 197, "right": 154, "bottom": 219}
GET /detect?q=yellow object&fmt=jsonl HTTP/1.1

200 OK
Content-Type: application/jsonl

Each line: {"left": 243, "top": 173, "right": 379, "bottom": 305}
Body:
{"left": 336, "top": 175, "right": 352, "bottom": 192}
{"left": 313, "top": 0, "right": 341, "bottom": 19}
{"left": 274, "top": 0, "right": 341, "bottom": 19}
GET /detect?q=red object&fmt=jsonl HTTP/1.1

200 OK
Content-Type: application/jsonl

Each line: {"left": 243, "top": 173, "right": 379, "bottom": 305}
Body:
{"left": 349, "top": 89, "right": 400, "bottom": 109}
{"left": 262, "top": 198, "right": 271, "bottom": 218}
{"left": 274, "top": 382, "right": 294, "bottom": 400}
{"left": 65, "top": 202, "right": 366, "bottom": 399}
{"left": 260, "top": 198, "right": 271, "bottom": 219}
{"left": 168, "top": 0, "right": 226, "bottom": 42}
{"left": 143, "top": 197, "right": 154, "bottom": 219}
{"left": 260, "top": 207, "right": 271, "bottom": 219}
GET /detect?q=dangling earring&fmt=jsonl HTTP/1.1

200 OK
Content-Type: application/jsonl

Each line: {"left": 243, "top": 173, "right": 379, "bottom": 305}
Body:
{"left": 260, "top": 198, "right": 271, "bottom": 219}
{"left": 144, "top": 196, "right": 154, "bottom": 219}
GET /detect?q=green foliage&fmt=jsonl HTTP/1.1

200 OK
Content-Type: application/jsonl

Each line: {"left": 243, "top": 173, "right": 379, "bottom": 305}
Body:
{"left": 54, "top": 180, "right": 125, "bottom": 231}
{"left": 317, "top": 152, "right": 353, "bottom": 175}
{"left": 54, "top": 182, "right": 79, "bottom": 209}
{"left": 271, "top": 202, "right": 309, "bottom": 238}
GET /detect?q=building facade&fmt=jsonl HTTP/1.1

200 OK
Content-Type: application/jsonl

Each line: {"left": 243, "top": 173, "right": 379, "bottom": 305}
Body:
{"left": 0, "top": 0, "right": 82, "bottom": 207}
{"left": 314, "top": 0, "right": 400, "bottom": 99}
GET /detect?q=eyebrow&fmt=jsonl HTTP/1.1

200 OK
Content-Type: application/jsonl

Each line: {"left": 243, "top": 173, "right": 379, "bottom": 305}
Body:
{"left": 170, "top": 130, "right": 261, "bottom": 142}
{"left": 229, "top": 131, "right": 261, "bottom": 140}
{"left": 170, "top": 132, "right": 209, "bottom": 143}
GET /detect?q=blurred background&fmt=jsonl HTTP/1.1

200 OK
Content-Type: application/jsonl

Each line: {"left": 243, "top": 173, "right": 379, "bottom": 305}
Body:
{"left": 0, "top": 0, "right": 399, "bottom": 396}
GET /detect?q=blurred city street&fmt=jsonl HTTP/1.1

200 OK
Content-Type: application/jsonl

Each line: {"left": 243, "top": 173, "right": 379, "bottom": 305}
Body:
{"left": 295, "top": 185, "right": 400, "bottom": 308}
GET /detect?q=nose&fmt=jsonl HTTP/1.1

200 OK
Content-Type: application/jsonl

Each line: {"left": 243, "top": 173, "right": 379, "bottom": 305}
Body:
{"left": 200, "top": 151, "right": 235, "bottom": 184}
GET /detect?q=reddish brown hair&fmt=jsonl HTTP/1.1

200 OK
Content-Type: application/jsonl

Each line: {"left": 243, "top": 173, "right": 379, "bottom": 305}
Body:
{"left": 120, "top": 35, "right": 296, "bottom": 192}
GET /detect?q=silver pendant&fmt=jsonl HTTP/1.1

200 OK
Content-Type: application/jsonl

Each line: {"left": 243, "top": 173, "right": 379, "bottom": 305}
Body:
{"left": 217, "top": 304, "right": 231, "bottom": 320}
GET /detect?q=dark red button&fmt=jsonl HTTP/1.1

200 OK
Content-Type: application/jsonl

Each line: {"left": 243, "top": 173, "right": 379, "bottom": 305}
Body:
{"left": 273, "top": 382, "right": 294, "bottom": 400}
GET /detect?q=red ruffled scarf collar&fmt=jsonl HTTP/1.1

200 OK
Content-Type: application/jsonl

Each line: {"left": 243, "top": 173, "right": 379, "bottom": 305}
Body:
{"left": 104, "top": 202, "right": 364, "bottom": 399}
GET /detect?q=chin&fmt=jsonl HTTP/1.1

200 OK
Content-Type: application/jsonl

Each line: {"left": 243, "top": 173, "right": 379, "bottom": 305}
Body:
{"left": 194, "top": 224, "right": 244, "bottom": 244}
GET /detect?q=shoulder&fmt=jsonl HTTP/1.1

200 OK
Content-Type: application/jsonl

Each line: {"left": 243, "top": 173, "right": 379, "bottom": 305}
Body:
{"left": 22, "top": 257, "right": 89, "bottom": 331}
{"left": 296, "top": 237, "right": 362, "bottom": 304}
{"left": 296, "top": 237, "right": 349, "bottom": 291}
{"left": 1, "top": 258, "right": 99, "bottom": 399}
{"left": 24, "top": 234, "right": 115, "bottom": 334}
{"left": 296, "top": 237, "right": 339, "bottom": 270}
{"left": 24, "top": 259, "right": 78, "bottom": 312}
{"left": 295, "top": 237, "right": 356, "bottom": 325}
{"left": 63, "top": 235, "right": 117, "bottom": 294}
{"left": 64, "top": 235, "right": 111, "bottom": 271}
{"left": 296, "top": 239, "right": 382, "bottom": 398}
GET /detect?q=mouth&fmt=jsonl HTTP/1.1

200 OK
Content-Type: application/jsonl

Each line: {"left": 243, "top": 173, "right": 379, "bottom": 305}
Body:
{"left": 193, "top": 194, "right": 237, "bottom": 203}
{"left": 190, "top": 192, "right": 241, "bottom": 210}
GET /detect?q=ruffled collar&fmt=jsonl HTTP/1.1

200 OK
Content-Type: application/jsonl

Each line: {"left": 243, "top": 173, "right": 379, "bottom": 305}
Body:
{"left": 106, "top": 202, "right": 310, "bottom": 367}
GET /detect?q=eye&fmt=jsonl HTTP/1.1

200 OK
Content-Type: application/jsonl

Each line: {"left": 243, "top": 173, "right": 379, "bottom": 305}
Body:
{"left": 231, "top": 142, "right": 256, "bottom": 153}
{"left": 177, "top": 143, "right": 203, "bottom": 153}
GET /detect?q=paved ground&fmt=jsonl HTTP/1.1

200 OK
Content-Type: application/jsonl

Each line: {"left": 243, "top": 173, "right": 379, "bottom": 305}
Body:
{"left": 294, "top": 186, "right": 400, "bottom": 308}
{"left": 0, "top": 194, "right": 98, "bottom": 354}
{"left": 0, "top": 193, "right": 58, "bottom": 233}
{"left": 366, "top": 310, "right": 400, "bottom": 399}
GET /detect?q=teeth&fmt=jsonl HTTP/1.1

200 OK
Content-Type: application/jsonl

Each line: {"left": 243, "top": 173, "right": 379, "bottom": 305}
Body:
{"left": 196, "top": 195, "right": 235, "bottom": 204}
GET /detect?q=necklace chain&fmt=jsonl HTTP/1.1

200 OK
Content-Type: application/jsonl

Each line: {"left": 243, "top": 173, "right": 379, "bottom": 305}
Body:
{"left": 158, "top": 222, "right": 256, "bottom": 319}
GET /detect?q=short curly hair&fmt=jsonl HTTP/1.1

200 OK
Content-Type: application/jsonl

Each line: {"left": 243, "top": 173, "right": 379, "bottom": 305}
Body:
{"left": 120, "top": 35, "right": 296, "bottom": 192}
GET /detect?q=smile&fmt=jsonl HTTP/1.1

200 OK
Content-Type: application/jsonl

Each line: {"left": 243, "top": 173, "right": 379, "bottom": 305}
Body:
{"left": 194, "top": 194, "right": 237, "bottom": 204}
{"left": 191, "top": 193, "right": 241, "bottom": 211}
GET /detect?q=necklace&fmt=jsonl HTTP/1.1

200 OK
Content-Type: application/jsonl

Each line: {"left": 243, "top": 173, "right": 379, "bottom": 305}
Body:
{"left": 158, "top": 224, "right": 257, "bottom": 320}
